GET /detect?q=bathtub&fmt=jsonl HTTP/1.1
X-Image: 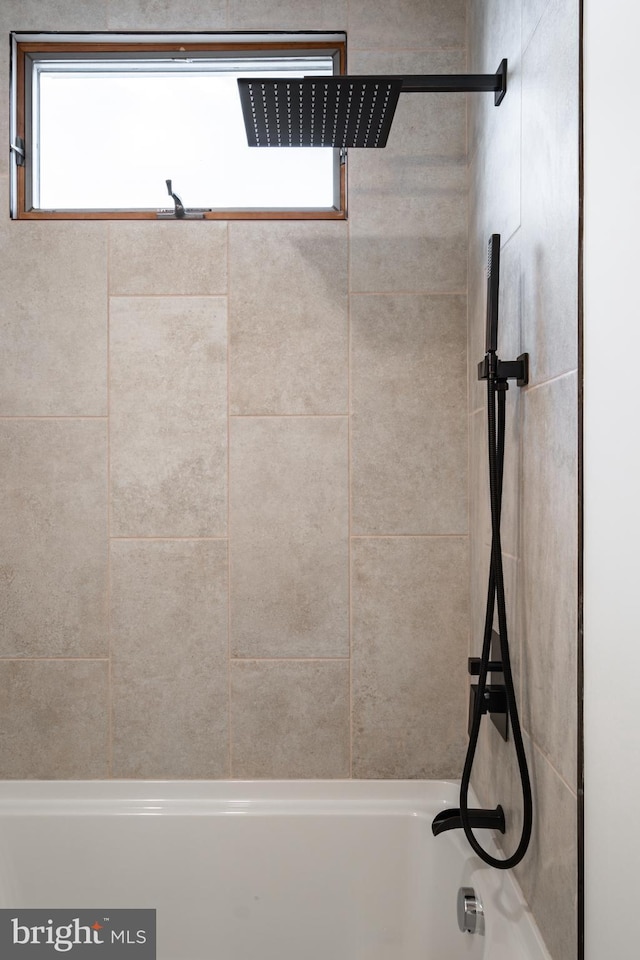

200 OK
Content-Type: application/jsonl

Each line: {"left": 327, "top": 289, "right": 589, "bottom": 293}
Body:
{"left": 0, "top": 779, "right": 550, "bottom": 960}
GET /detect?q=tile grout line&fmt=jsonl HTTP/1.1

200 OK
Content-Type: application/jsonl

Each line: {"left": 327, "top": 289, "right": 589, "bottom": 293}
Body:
{"left": 348, "top": 45, "right": 467, "bottom": 54}
{"left": 0, "top": 658, "right": 112, "bottom": 663}
{"left": 524, "top": 367, "right": 578, "bottom": 394}
{"left": 231, "top": 657, "right": 351, "bottom": 664}
{"left": 351, "top": 532, "right": 469, "bottom": 540}
{"left": 349, "top": 290, "right": 467, "bottom": 298}
{"left": 108, "top": 293, "right": 227, "bottom": 299}
{"left": 230, "top": 413, "right": 349, "bottom": 419}
{"left": 226, "top": 220, "right": 233, "bottom": 779}
{"left": 0, "top": 416, "right": 108, "bottom": 421}
{"left": 347, "top": 187, "right": 353, "bottom": 780}
{"left": 110, "top": 536, "right": 229, "bottom": 542}
{"left": 106, "top": 221, "right": 113, "bottom": 780}
{"left": 471, "top": 371, "right": 577, "bottom": 412}
{"left": 528, "top": 735, "right": 579, "bottom": 799}
{"left": 109, "top": 535, "right": 228, "bottom": 543}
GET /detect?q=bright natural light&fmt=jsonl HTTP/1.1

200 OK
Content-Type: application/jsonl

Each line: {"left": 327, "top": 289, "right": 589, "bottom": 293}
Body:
{"left": 36, "top": 60, "right": 336, "bottom": 210}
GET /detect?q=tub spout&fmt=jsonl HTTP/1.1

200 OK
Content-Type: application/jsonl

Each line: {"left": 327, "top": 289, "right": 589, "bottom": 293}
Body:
{"left": 431, "top": 805, "right": 505, "bottom": 837}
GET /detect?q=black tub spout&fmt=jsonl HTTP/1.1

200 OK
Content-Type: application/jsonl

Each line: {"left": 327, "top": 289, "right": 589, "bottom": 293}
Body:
{"left": 431, "top": 805, "right": 505, "bottom": 837}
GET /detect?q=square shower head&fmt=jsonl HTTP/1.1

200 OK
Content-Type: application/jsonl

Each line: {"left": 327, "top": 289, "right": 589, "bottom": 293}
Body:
{"left": 237, "top": 76, "right": 403, "bottom": 148}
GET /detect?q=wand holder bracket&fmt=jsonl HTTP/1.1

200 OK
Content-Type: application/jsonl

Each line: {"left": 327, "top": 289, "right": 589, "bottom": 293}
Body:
{"left": 477, "top": 352, "right": 529, "bottom": 387}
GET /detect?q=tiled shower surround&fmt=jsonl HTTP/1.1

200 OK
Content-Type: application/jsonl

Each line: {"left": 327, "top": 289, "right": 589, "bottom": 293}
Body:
{"left": 0, "top": 1, "right": 578, "bottom": 957}
{"left": 467, "top": 1, "right": 579, "bottom": 958}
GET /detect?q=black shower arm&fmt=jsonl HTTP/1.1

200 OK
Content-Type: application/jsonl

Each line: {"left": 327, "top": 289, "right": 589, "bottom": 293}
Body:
{"left": 395, "top": 60, "right": 507, "bottom": 105}
{"left": 307, "top": 60, "right": 508, "bottom": 105}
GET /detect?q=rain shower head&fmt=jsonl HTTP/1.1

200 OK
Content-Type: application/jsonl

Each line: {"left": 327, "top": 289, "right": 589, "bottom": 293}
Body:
{"left": 237, "top": 77, "right": 403, "bottom": 149}
{"left": 237, "top": 61, "right": 507, "bottom": 149}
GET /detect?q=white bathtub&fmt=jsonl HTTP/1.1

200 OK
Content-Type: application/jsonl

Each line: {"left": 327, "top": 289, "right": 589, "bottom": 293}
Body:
{"left": 0, "top": 779, "right": 550, "bottom": 960}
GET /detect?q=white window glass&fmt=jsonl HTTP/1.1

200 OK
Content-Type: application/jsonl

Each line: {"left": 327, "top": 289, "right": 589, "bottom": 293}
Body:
{"left": 36, "top": 61, "right": 335, "bottom": 211}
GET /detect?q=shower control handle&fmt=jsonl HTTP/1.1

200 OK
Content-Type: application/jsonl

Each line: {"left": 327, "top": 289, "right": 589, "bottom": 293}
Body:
{"left": 468, "top": 683, "right": 507, "bottom": 739}
{"left": 468, "top": 657, "right": 502, "bottom": 675}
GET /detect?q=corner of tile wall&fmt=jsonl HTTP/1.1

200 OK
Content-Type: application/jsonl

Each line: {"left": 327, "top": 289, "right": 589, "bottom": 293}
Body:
{"left": 467, "top": 0, "right": 579, "bottom": 956}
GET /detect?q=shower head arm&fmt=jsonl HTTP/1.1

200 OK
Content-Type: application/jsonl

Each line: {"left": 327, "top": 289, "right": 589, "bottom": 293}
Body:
{"left": 398, "top": 59, "right": 507, "bottom": 106}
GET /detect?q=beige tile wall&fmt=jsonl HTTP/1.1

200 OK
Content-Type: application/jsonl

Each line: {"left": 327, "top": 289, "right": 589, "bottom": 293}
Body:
{"left": 0, "top": 0, "right": 469, "bottom": 782}
{"left": 110, "top": 539, "right": 229, "bottom": 778}
{"left": 467, "top": 1, "right": 579, "bottom": 957}
{"left": 110, "top": 296, "right": 228, "bottom": 537}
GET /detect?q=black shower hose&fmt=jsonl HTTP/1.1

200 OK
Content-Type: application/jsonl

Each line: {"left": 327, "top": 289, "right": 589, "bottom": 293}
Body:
{"left": 459, "top": 359, "right": 533, "bottom": 869}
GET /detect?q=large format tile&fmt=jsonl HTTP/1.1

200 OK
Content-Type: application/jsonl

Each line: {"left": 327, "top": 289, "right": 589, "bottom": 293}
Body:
{"left": 522, "top": 0, "right": 554, "bottom": 53}
{"left": 352, "top": 536, "right": 469, "bottom": 778}
{"left": 347, "top": 51, "right": 467, "bottom": 293}
{"left": 0, "top": 420, "right": 108, "bottom": 658}
{"left": 229, "top": 222, "right": 348, "bottom": 415}
{"left": 466, "top": 67, "right": 522, "bottom": 252}
{"left": 228, "top": 0, "right": 346, "bottom": 30}
{"left": 467, "top": 0, "right": 522, "bottom": 200}
{"left": 110, "top": 296, "right": 227, "bottom": 537}
{"left": 107, "top": 0, "right": 227, "bottom": 29}
{"left": 111, "top": 539, "right": 229, "bottom": 778}
{"left": 350, "top": 165, "right": 467, "bottom": 293}
{"left": 467, "top": 168, "right": 489, "bottom": 417}
{"left": 230, "top": 660, "right": 350, "bottom": 778}
{"left": 521, "top": 0, "right": 579, "bottom": 384}
{"left": 109, "top": 221, "right": 227, "bottom": 296}
{"left": 521, "top": 372, "right": 578, "bottom": 789}
{"left": 0, "top": 1, "right": 108, "bottom": 32}
{"left": 351, "top": 294, "right": 467, "bottom": 535}
{"left": 0, "top": 221, "right": 107, "bottom": 416}
{"left": 230, "top": 417, "right": 349, "bottom": 658}
{"left": 0, "top": 661, "right": 109, "bottom": 779}
{"left": 348, "top": 0, "right": 465, "bottom": 50}
{"left": 515, "top": 738, "right": 578, "bottom": 960}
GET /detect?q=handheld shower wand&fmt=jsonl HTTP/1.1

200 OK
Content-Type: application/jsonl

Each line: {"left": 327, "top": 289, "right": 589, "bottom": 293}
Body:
{"left": 432, "top": 235, "right": 532, "bottom": 870}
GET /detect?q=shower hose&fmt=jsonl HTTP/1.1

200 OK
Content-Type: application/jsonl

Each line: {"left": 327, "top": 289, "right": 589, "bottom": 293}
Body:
{"left": 459, "top": 351, "right": 533, "bottom": 869}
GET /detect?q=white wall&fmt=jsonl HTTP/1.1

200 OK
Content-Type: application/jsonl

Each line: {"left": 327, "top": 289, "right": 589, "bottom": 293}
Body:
{"left": 583, "top": 1, "right": 640, "bottom": 955}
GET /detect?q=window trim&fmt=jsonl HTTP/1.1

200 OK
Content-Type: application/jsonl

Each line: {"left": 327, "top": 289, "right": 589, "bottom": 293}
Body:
{"left": 10, "top": 32, "right": 347, "bottom": 221}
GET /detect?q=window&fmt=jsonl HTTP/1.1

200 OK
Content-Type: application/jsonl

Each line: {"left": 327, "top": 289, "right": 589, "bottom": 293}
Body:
{"left": 10, "top": 32, "right": 346, "bottom": 220}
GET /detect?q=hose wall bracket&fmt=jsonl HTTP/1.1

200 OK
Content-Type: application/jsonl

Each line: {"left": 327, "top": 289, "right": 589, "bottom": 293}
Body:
{"left": 477, "top": 352, "right": 529, "bottom": 386}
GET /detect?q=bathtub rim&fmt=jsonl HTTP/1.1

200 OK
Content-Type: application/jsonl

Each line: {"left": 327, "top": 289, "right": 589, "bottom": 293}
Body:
{"left": 0, "top": 777, "right": 552, "bottom": 960}
{"left": 0, "top": 777, "right": 462, "bottom": 815}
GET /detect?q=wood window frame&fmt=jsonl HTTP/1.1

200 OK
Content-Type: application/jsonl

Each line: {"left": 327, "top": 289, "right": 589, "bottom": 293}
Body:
{"left": 10, "top": 32, "right": 347, "bottom": 221}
